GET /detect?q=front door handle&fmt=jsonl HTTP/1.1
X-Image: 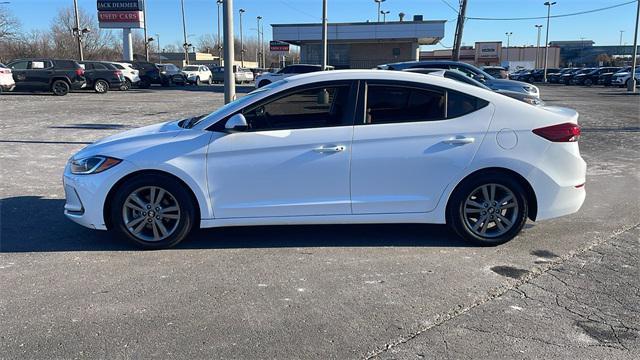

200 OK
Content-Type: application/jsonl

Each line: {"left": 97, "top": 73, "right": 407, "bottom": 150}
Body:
{"left": 313, "top": 145, "right": 346, "bottom": 153}
{"left": 443, "top": 137, "right": 475, "bottom": 145}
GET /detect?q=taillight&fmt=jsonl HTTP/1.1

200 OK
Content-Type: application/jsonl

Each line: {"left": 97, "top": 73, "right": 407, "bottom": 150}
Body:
{"left": 75, "top": 68, "right": 84, "bottom": 76}
{"left": 533, "top": 123, "right": 581, "bottom": 142}
{"left": 0, "top": 68, "right": 10, "bottom": 74}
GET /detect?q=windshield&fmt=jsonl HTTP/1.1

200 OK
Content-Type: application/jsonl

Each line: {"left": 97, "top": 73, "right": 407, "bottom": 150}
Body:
{"left": 189, "top": 80, "right": 287, "bottom": 128}
{"left": 183, "top": 66, "right": 199, "bottom": 71}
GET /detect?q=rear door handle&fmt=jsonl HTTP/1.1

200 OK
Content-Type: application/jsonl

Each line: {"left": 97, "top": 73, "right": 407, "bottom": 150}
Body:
{"left": 443, "top": 137, "right": 475, "bottom": 145}
{"left": 313, "top": 145, "right": 346, "bottom": 153}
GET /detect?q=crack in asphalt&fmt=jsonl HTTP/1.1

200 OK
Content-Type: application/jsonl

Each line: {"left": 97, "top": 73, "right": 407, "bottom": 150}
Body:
{"left": 364, "top": 223, "right": 640, "bottom": 359}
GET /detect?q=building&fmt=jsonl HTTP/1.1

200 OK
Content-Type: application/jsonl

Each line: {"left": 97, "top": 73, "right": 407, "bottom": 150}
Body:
{"left": 420, "top": 41, "right": 561, "bottom": 69}
{"left": 271, "top": 18, "right": 446, "bottom": 69}
{"left": 549, "top": 40, "right": 640, "bottom": 66}
{"left": 144, "top": 52, "right": 257, "bottom": 68}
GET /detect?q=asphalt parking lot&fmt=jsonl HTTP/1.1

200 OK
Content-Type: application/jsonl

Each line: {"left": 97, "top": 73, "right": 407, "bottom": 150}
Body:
{"left": 0, "top": 84, "right": 639, "bottom": 359}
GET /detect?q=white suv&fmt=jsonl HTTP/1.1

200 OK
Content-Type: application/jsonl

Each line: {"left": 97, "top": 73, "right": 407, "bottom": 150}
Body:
{"left": 106, "top": 62, "right": 140, "bottom": 90}
{"left": 255, "top": 64, "right": 332, "bottom": 88}
{"left": 610, "top": 67, "right": 640, "bottom": 87}
{"left": 0, "top": 63, "right": 15, "bottom": 93}
{"left": 182, "top": 65, "right": 213, "bottom": 85}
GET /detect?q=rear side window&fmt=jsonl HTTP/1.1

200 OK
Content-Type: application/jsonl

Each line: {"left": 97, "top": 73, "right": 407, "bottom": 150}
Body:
{"left": 30, "top": 60, "right": 53, "bottom": 69}
{"left": 54, "top": 60, "right": 77, "bottom": 69}
{"left": 112, "top": 64, "right": 125, "bottom": 69}
{"left": 93, "top": 63, "right": 108, "bottom": 70}
{"left": 447, "top": 91, "right": 488, "bottom": 118}
{"left": 366, "top": 85, "right": 445, "bottom": 124}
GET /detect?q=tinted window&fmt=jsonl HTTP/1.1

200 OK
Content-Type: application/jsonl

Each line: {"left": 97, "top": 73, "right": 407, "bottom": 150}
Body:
{"left": 93, "top": 63, "right": 108, "bottom": 70}
{"left": 243, "top": 85, "right": 350, "bottom": 131}
{"left": 112, "top": 63, "right": 125, "bottom": 69}
{"left": 29, "top": 60, "right": 53, "bottom": 69}
{"left": 365, "top": 85, "right": 445, "bottom": 124}
{"left": 10, "top": 61, "right": 28, "bottom": 70}
{"left": 54, "top": 60, "right": 77, "bottom": 69}
{"left": 447, "top": 91, "right": 484, "bottom": 118}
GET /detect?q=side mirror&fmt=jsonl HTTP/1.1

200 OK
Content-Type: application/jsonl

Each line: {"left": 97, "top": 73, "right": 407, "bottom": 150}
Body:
{"left": 225, "top": 113, "right": 248, "bottom": 132}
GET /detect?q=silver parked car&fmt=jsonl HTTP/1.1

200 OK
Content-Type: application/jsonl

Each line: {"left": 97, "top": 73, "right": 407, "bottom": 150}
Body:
{"left": 210, "top": 65, "right": 254, "bottom": 84}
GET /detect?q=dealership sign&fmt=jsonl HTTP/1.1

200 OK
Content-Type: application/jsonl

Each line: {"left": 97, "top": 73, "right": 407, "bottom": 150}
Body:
{"left": 270, "top": 41, "right": 290, "bottom": 53}
{"left": 97, "top": 0, "right": 144, "bottom": 29}
{"left": 475, "top": 42, "right": 501, "bottom": 60}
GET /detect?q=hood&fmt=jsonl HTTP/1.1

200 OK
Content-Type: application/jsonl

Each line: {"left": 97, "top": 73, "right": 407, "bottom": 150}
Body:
{"left": 73, "top": 120, "right": 185, "bottom": 160}
{"left": 486, "top": 78, "right": 539, "bottom": 96}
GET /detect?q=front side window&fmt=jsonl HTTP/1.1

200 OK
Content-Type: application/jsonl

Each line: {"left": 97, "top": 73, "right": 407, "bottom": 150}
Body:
{"left": 243, "top": 85, "right": 351, "bottom": 131}
{"left": 10, "top": 61, "right": 28, "bottom": 70}
{"left": 365, "top": 85, "right": 445, "bottom": 124}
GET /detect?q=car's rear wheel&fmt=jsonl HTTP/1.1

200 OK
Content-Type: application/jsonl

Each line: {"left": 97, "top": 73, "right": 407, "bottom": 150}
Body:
{"left": 207, "top": 76, "right": 213, "bottom": 85}
{"left": 195, "top": 76, "right": 201, "bottom": 86}
{"left": 448, "top": 174, "right": 528, "bottom": 246}
{"left": 94, "top": 79, "right": 109, "bottom": 94}
{"left": 584, "top": 78, "right": 593, "bottom": 87}
{"left": 111, "top": 174, "right": 196, "bottom": 249}
{"left": 51, "top": 80, "right": 70, "bottom": 96}
{"left": 121, "top": 79, "right": 132, "bottom": 91}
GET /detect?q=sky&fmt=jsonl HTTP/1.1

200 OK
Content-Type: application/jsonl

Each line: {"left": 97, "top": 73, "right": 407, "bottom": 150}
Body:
{"left": 3, "top": 0, "right": 639, "bottom": 50}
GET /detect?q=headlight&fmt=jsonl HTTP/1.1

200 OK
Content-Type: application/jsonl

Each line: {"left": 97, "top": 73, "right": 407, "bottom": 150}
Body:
{"left": 70, "top": 156, "right": 121, "bottom": 175}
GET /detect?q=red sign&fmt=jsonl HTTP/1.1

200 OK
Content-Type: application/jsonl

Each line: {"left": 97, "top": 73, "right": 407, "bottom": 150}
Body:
{"left": 98, "top": 11, "right": 141, "bottom": 22}
{"left": 270, "top": 41, "right": 290, "bottom": 52}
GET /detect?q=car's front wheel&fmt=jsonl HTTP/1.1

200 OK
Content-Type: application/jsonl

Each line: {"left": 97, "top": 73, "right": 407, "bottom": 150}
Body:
{"left": 94, "top": 79, "right": 109, "bottom": 94}
{"left": 121, "top": 78, "right": 132, "bottom": 91}
{"left": 111, "top": 174, "right": 196, "bottom": 249}
{"left": 448, "top": 173, "right": 528, "bottom": 246}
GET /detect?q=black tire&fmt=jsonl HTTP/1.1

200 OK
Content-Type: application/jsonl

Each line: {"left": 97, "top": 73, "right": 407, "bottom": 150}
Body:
{"left": 195, "top": 76, "right": 201, "bottom": 86}
{"left": 162, "top": 77, "right": 172, "bottom": 87}
{"left": 584, "top": 78, "right": 593, "bottom": 87}
{"left": 94, "top": 79, "right": 109, "bottom": 94}
{"left": 121, "top": 78, "right": 132, "bottom": 91}
{"left": 447, "top": 172, "right": 528, "bottom": 246}
{"left": 258, "top": 80, "right": 271, "bottom": 88}
{"left": 207, "top": 76, "right": 213, "bottom": 85}
{"left": 110, "top": 174, "right": 196, "bottom": 249}
{"left": 51, "top": 80, "right": 70, "bottom": 96}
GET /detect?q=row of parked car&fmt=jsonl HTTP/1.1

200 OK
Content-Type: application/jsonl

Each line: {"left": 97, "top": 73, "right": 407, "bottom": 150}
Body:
{"left": 509, "top": 66, "right": 640, "bottom": 87}
{"left": 0, "top": 58, "right": 260, "bottom": 96}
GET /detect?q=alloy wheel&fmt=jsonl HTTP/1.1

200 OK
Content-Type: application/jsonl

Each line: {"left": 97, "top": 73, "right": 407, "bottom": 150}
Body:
{"left": 122, "top": 186, "right": 181, "bottom": 242}
{"left": 462, "top": 183, "right": 519, "bottom": 238}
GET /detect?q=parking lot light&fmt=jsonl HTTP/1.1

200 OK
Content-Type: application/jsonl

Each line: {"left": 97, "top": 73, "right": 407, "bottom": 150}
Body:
{"left": 543, "top": 1, "right": 557, "bottom": 83}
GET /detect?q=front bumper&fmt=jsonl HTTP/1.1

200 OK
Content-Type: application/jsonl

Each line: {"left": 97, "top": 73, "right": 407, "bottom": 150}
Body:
{"left": 610, "top": 77, "right": 626, "bottom": 85}
{"left": 63, "top": 160, "right": 136, "bottom": 230}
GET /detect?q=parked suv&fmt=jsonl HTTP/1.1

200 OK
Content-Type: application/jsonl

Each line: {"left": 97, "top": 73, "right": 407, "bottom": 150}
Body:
{"left": 378, "top": 60, "right": 540, "bottom": 98}
{"left": 611, "top": 66, "right": 640, "bottom": 87}
{"left": 79, "top": 61, "right": 125, "bottom": 94}
{"left": 573, "top": 67, "right": 619, "bottom": 86}
{"left": 182, "top": 65, "right": 213, "bottom": 85}
{"left": 131, "top": 61, "right": 161, "bottom": 88}
{"left": 7, "top": 58, "right": 85, "bottom": 96}
{"left": 255, "top": 64, "right": 333, "bottom": 88}
{"left": 106, "top": 62, "right": 140, "bottom": 90}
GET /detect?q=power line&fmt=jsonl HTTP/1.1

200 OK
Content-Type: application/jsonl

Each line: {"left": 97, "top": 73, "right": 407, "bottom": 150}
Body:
{"left": 467, "top": 0, "right": 636, "bottom": 21}
{"left": 440, "top": 0, "right": 459, "bottom": 15}
{"left": 277, "top": 0, "right": 317, "bottom": 21}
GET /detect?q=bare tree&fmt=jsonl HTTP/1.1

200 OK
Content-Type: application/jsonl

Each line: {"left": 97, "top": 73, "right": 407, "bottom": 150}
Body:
{"left": 49, "top": 7, "right": 120, "bottom": 60}
{"left": 0, "top": 7, "right": 19, "bottom": 40}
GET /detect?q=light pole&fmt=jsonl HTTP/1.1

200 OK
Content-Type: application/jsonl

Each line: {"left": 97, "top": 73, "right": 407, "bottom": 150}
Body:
{"left": 223, "top": 0, "right": 236, "bottom": 103}
{"left": 628, "top": 0, "right": 638, "bottom": 92}
{"left": 155, "top": 33, "right": 161, "bottom": 62}
{"left": 381, "top": 10, "right": 390, "bottom": 23}
{"left": 505, "top": 32, "right": 512, "bottom": 66}
{"left": 543, "top": 1, "right": 556, "bottom": 83}
{"left": 374, "top": 0, "right": 386, "bottom": 23}
{"left": 256, "top": 16, "right": 262, "bottom": 67}
{"left": 535, "top": 25, "right": 543, "bottom": 68}
{"left": 239, "top": 8, "right": 245, "bottom": 67}
{"left": 143, "top": 0, "right": 149, "bottom": 61}
{"left": 321, "top": 0, "right": 328, "bottom": 70}
{"left": 580, "top": 37, "right": 585, "bottom": 66}
{"left": 217, "top": 0, "right": 223, "bottom": 65}
{"left": 180, "top": 0, "right": 189, "bottom": 65}
{"left": 72, "top": 0, "right": 89, "bottom": 60}
{"left": 260, "top": 15, "right": 265, "bottom": 68}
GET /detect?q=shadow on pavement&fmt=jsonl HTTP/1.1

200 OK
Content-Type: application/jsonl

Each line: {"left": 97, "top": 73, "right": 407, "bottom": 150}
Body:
{"left": 0, "top": 196, "right": 468, "bottom": 252}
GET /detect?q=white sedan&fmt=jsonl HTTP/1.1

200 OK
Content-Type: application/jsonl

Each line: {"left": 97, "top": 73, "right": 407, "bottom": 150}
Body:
{"left": 63, "top": 70, "right": 586, "bottom": 249}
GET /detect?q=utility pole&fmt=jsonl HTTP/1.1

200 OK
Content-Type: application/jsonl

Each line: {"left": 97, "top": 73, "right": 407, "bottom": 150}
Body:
{"left": 217, "top": 0, "right": 223, "bottom": 65}
{"left": 543, "top": 1, "right": 556, "bottom": 83}
{"left": 257, "top": 16, "right": 263, "bottom": 67}
{"left": 72, "top": 0, "right": 83, "bottom": 60}
{"left": 452, "top": 0, "right": 468, "bottom": 61}
{"left": 239, "top": 8, "right": 245, "bottom": 68}
{"left": 155, "top": 33, "right": 161, "bottom": 63}
{"left": 143, "top": 0, "right": 149, "bottom": 61}
{"left": 535, "top": 25, "right": 543, "bottom": 68}
{"left": 181, "top": 0, "right": 189, "bottom": 65}
{"left": 260, "top": 17, "right": 265, "bottom": 68}
{"left": 374, "top": 0, "right": 386, "bottom": 22}
{"left": 321, "top": 0, "right": 328, "bottom": 70}
{"left": 223, "top": 0, "right": 236, "bottom": 103}
{"left": 505, "top": 32, "right": 512, "bottom": 66}
{"left": 628, "top": 0, "right": 638, "bottom": 92}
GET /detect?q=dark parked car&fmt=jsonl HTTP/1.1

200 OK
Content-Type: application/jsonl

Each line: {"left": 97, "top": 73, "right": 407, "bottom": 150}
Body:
{"left": 528, "top": 68, "right": 561, "bottom": 82}
{"left": 573, "top": 67, "right": 620, "bottom": 86}
{"left": 6, "top": 58, "right": 86, "bottom": 96}
{"left": 378, "top": 60, "right": 540, "bottom": 98}
{"left": 547, "top": 68, "right": 575, "bottom": 84}
{"left": 131, "top": 61, "right": 161, "bottom": 88}
{"left": 563, "top": 68, "right": 594, "bottom": 85}
{"left": 79, "top": 61, "right": 124, "bottom": 94}
{"left": 157, "top": 64, "right": 187, "bottom": 86}
{"left": 598, "top": 67, "right": 627, "bottom": 86}
{"left": 482, "top": 66, "right": 508, "bottom": 79}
